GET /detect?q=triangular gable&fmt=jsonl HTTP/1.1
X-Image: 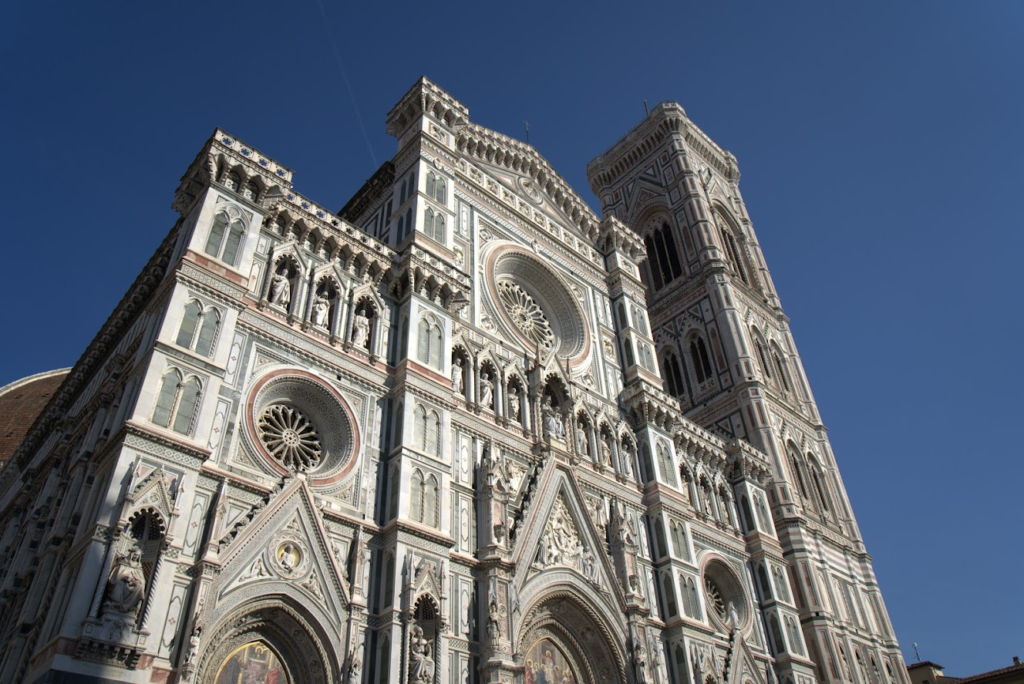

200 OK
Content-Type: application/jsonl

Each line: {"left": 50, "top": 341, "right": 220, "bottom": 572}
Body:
{"left": 472, "top": 162, "right": 584, "bottom": 235}
{"left": 216, "top": 477, "right": 350, "bottom": 622}
{"left": 728, "top": 634, "right": 768, "bottom": 684}
{"left": 512, "top": 465, "right": 625, "bottom": 611}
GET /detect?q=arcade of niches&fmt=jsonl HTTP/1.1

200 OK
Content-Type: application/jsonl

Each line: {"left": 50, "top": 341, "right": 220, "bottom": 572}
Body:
{"left": 0, "top": 77, "right": 906, "bottom": 684}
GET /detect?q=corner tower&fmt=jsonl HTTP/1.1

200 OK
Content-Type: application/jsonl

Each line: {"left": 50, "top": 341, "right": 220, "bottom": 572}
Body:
{"left": 588, "top": 103, "right": 907, "bottom": 684}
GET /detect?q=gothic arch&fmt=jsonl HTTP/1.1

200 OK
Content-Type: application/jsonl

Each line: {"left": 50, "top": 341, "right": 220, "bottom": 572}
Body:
{"left": 194, "top": 596, "right": 341, "bottom": 684}
{"left": 516, "top": 586, "right": 628, "bottom": 684}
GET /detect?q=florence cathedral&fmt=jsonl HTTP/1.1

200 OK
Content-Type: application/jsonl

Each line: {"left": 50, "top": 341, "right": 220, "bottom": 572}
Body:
{"left": 0, "top": 78, "right": 907, "bottom": 684}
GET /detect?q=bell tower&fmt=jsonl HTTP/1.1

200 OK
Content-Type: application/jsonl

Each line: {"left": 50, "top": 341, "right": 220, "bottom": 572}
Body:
{"left": 588, "top": 103, "right": 908, "bottom": 684}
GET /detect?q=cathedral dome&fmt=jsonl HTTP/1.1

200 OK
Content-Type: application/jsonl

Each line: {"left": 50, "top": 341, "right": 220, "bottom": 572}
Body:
{"left": 0, "top": 368, "right": 69, "bottom": 463}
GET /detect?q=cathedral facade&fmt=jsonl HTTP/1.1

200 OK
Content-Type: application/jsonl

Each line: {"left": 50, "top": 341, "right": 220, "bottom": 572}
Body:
{"left": 0, "top": 78, "right": 906, "bottom": 684}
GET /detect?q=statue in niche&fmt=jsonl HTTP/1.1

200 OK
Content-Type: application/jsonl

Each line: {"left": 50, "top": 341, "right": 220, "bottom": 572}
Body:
{"left": 575, "top": 424, "right": 589, "bottom": 456}
{"left": 507, "top": 386, "right": 520, "bottom": 420}
{"left": 479, "top": 372, "right": 494, "bottom": 408}
{"left": 621, "top": 442, "right": 634, "bottom": 478}
{"left": 270, "top": 271, "right": 291, "bottom": 307}
{"left": 184, "top": 625, "right": 202, "bottom": 665}
{"left": 347, "top": 647, "right": 362, "bottom": 682}
{"left": 451, "top": 357, "right": 464, "bottom": 393}
{"left": 408, "top": 624, "right": 434, "bottom": 682}
{"left": 104, "top": 544, "right": 146, "bottom": 619}
{"left": 351, "top": 309, "right": 370, "bottom": 348}
{"left": 542, "top": 396, "right": 564, "bottom": 440}
{"left": 312, "top": 294, "right": 330, "bottom": 328}
{"left": 600, "top": 435, "right": 612, "bottom": 466}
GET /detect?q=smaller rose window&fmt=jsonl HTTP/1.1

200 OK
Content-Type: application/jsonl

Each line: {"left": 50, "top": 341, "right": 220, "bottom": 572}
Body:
{"left": 257, "top": 404, "right": 323, "bottom": 471}
{"left": 497, "top": 279, "right": 554, "bottom": 349}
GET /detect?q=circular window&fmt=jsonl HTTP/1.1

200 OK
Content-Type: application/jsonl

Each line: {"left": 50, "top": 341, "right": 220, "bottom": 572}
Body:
{"left": 484, "top": 244, "right": 590, "bottom": 361}
{"left": 257, "top": 405, "right": 323, "bottom": 471}
{"left": 245, "top": 370, "right": 359, "bottom": 488}
{"left": 701, "top": 559, "right": 748, "bottom": 630}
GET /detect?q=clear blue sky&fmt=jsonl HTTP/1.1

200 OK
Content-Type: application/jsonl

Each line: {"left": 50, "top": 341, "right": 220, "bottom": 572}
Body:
{"left": 2, "top": 1, "right": 1021, "bottom": 674}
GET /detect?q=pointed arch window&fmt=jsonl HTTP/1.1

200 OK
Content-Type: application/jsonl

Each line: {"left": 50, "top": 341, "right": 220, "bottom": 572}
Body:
{"left": 152, "top": 369, "right": 202, "bottom": 435}
{"left": 656, "top": 443, "right": 677, "bottom": 487}
{"left": 424, "top": 207, "right": 446, "bottom": 242}
{"left": 755, "top": 339, "right": 773, "bottom": 381}
{"left": 242, "top": 180, "right": 260, "bottom": 201}
{"left": 663, "top": 351, "right": 685, "bottom": 398}
{"left": 410, "top": 469, "right": 439, "bottom": 527}
{"left": 644, "top": 235, "right": 664, "bottom": 290}
{"left": 426, "top": 172, "right": 446, "bottom": 203}
{"left": 417, "top": 316, "right": 443, "bottom": 370}
{"left": 690, "top": 337, "right": 713, "bottom": 384}
{"left": 720, "top": 226, "right": 749, "bottom": 285}
{"left": 176, "top": 299, "right": 221, "bottom": 357}
{"left": 204, "top": 211, "right": 246, "bottom": 266}
{"left": 773, "top": 352, "right": 792, "bottom": 392}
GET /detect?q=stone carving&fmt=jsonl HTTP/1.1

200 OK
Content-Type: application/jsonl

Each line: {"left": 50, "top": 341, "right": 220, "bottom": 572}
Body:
{"left": 451, "top": 357, "right": 464, "bottom": 393}
{"left": 103, "top": 544, "right": 146, "bottom": 619}
{"left": 257, "top": 404, "right": 322, "bottom": 471}
{"left": 575, "top": 425, "right": 589, "bottom": 457}
{"left": 497, "top": 279, "right": 553, "bottom": 349}
{"left": 270, "top": 271, "right": 291, "bottom": 307}
{"left": 347, "top": 647, "right": 362, "bottom": 683}
{"left": 534, "top": 496, "right": 582, "bottom": 569}
{"left": 542, "top": 397, "right": 564, "bottom": 440}
{"left": 600, "top": 435, "right": 612, "bottom": 466}
{"left": 184, "top": 625, "right": 201, "bottom": 665}
{"left": 409, "top": 624, "right": 434, "bottom": 682}
{"left": 312, "top": 294, "right": 330, "bottom": 328}
{"left": 479, "top": 372, "right": 493, "bottom": 408}
{"left": 507, "top": 386, "right": 520, "bottom": 420}
{"left": 621, "top": 441, "right": 635, "bottom": 478}
{"left": 351, "top": 309, "right": 370, "bottom": 349}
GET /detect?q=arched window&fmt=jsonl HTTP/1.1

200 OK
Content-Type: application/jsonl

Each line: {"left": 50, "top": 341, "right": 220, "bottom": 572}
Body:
{"left": 624, "top": 339, "right": 635, "bottom": 367}
{"left": 720, "top": 227, "right": 749, "bottom": 285}
{"left": 417, "top": 316, "right": 443, "bottom": 369}
{"left": 690, "top": 336, "right": 713, "bottom": 384}
{"left": 397, "top": 215, "right": 405, "bottom": 241}
{"left": 773, "top": 351, "right": 792, "bottom": 392}
{"left": 242, "top": 180, "right": 260, "bottom": 201}
{"left": 399, "top": 178, "right": 407, "bottom": 205}
{"left": 195, "top": 308, "right": 221, "bottom": 357}
{"left": 152, "top": 370, "right": 202, "bottom": 435}
{"left": 755, "top": 339, "right": 773, "bottom": 381}
{"left": 644, "top": 235, "right": 664, "bottom": 290}
{"left": 424, "top": 207, "right": 434, "bottom": 236}
{"left": 769, "top": 614, "right": 786, "bottom": 654}
{"left": 661, "top": 222, "right": 683, "bottom": 281}
{"left": 224, "top": 171, "right": 240, "bottom": 191}
{"left": 661, "top": 572, "right": 678, "bottom": 617}
{"left": 424, "top": 474, "right": 438, "bottom": 526}
{"left": 640, "top": 443, "right": 655, "bottom": 484}
{"left": 788, "top": 447, "right": 810, "bottom": 501}
{"left": 654, "top": 518, "right": 668, "bottom": 559}
{"left": 426, "top": 172, "right": 446, "bottom": 203}
{"left": 663, "top": 351, "right": 685, "bottom": 398}
{"left": 410, "top": 470, "right": 424, "bottom": 522}
{"left": 204, "top": 211, "right": 246, "bottom": 266}
{"left": 433, "top": 212, "right": 446, "bottom": 242}
{"left": 632, "top": 305, "right": 648, "bottom": 335}
{"left": 176, "top": 300, "right": 202, "bottom": 349}
{"left": 178, "top": 300, "right": 222, "bottom": 357}
{"left": 670, "top": 521, "right": 686, "bottom": 558}
{"left": 740, "top": 495, "right": 755, "bottom": 532}
{"left": 809, "top": 455, "right": 834, "bottom": 514}
{"left": 657, "top": 443, "right": 677, "bottom": 487}
{"left": 758, "top": 564, "right": 773, "bottom": 600}
{"left": 773, "top": 566, "right": 791, "bottom": 602}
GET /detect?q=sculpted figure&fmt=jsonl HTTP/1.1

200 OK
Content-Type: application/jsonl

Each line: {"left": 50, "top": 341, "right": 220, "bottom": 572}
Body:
{"left": 409, "top": 625, "right": 434, "bottom": 682}
{"left": 312, "top": 294, "right": 330, "bottom": 328}
{"left": 507, "top": 386, "right": 520, "bottom": 420}
{"left": 479, "top": 372, "right": 494, "bottom": 408}
{"left": 270, "top": 271, "right": 291, "bottom": 306}
{"left": 352, "top": 309, "right": 370, "bottom": 348}
{"left": 600, "top": 437, "right": 612, "bottom": 466}
{"left": 542, "top": 397, "right": 564, "bottom": 440}
{"left": 575, "top": 425, "right": 589, "bottom": 456}
{"left": 451, "top": 357, "right": 464, "bottom": 393}
{"left": 104, "top": 544, "right": 146, "bottom": 618}
{"left": 621, "top": 442, "right": 634, "bottom": 477}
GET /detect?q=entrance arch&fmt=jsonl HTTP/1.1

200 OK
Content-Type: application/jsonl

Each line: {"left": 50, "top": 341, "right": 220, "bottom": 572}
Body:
{"left": 196, "top": 598, "right": 339, "bottom": 684}
{"left": 517, "top": 588, "right": 627, "bottom": 684}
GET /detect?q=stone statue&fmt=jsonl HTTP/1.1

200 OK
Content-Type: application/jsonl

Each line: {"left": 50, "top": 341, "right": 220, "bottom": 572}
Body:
{"left": 184, "top": 625, "right": 202, "bottom": 665}
{"left": 600, "top": 437, "right": 612, "bottom": 466}
{"left": 104, "top": 544, "right": 146, "bottom": 618}
{"left": 270, "top": 271, "right": 291, "bottom": 307}
{"left": 507, "top": 386, "right": 520, "bottom": 420}
{"left": 351, "top": 309, "right": 370, "bottom": 348}
{"left": 479, "top": 372, "right": 493, "bottom": 408}
{"left": 347, "top": 647, "right": 362, "bottom": 682}
{"left": 728, "top": 601, "right": 740, "bottom": 629}
{"left": 312, "top": 294, "right": 330, "bottom": 328}
{"left": 621, "top": 442, "right": 634, "bottom": 478}
{"left": 542, "top": 397, "right": 564, "bottom": 440}
{"left": 408, "top": 624, "right": 434, "bottom": 682}
{"left": 451, "top": 357, "right": 464, "bottom": 393}
{"left": 575, "top": 425, "right": 589, "bottom": 456}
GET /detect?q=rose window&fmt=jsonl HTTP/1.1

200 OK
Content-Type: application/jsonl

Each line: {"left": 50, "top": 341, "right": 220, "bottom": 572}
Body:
{"left": 704, "top": 576, "right": 726, "bottom": 620}
{"left": 497, "top": 279, "right": 554, "bottom": 349}
{"left": 257, "top": 404, "right": 323, "bottom": 471}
